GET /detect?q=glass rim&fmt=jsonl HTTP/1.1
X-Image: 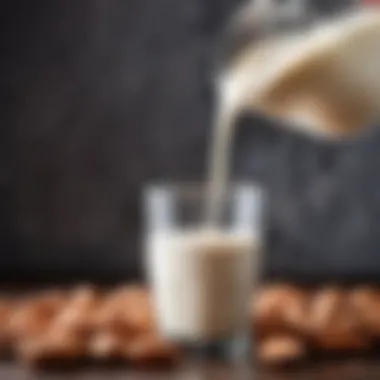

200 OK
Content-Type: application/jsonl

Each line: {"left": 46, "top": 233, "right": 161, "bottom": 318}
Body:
{"left": 143, "top": 181, "right": 264, "bottom": 197}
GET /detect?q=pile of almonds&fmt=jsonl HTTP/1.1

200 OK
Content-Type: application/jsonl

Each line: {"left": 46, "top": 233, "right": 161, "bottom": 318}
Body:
{"left": 1, "top": 283, "right": 380, "bottom": 370}
{"left": 0, "top": 285, "right": 179, "bottom": 369}
{"left": 254, "top": 284, "right": 380, "bottom": 365}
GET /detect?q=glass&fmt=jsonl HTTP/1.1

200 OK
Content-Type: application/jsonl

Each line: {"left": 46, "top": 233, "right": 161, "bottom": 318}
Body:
{"left": 143, "top": 183, "right": 265, "bottom": 362}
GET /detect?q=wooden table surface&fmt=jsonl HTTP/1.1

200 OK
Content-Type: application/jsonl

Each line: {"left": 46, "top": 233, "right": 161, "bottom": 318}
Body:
{"left": 1, "top": 360, "right": 380, "bottom": 380}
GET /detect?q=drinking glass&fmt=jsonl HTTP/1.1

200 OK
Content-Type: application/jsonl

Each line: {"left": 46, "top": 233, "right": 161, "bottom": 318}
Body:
{"left": 143, "top": 183, "right": 265, "bottom": 362}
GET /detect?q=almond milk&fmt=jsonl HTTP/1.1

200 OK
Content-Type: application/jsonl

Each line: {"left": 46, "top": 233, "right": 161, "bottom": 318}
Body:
{"left": 146, "top": 229, "right": 259, "bottom": 341}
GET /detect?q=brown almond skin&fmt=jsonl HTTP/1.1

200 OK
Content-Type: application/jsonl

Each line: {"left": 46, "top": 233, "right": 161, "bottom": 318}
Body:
{"left": 0, "top": 300, "right": 14, "bottom": 353}
{"left": 9, "top": 290, "right": 67, "bottom": 340}
{"left": 120, "top": 300, "right": 155, "bottom": 335}
{"left": 67, "top": 285, "right": 99, "bottom": 308}
{"left": 89, "top": 331, "right": 128, "bottom": 359}
{"left": 349, "top": 286, "right": 380, "bottom": 338}
{"left": 93, "top": 286, "right": 155, "bottom": 336}
{"left": 10, "top": 305, "right": 53, "bottom": 341}
{"left": 17, "top": 327, "right": 88, "bottom": 368}
{"left": 258, "top": 335, "right": 306, "bottom": 366}
{"left": 124, "top": 335, "right": 180, "bottom": 367}
{"left": 252, "top": 284, "right": 309, "bottom": 338}
{"left": 23, "top": 290, "right": 67, "bottom": 318}
{"left": 51, "top": 285, "right": 100, "bottom": 337}
{"left": 307, "top": 287, "right": 369, "bottom": 351}
{"left": 104, "top": 286, "right": 149, "bottom": 310}
{"left": 15, "top": 287, "right": 97, "bottom": 367}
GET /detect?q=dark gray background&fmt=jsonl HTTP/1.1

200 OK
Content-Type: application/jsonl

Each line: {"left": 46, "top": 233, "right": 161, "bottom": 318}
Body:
{"left": 0, "top": 0, "right": 377, "bottom": 284}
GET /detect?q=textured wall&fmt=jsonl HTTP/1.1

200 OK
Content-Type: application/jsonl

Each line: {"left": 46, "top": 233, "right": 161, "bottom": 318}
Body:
{"left": 0, "top": 0, "right": 377, "bottom": 283}
{"left": 234, "top": 115, "right": 380, "bottom": 283}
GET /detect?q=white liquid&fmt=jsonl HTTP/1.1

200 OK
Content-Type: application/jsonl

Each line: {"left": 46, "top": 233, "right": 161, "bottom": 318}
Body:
{"left": 205, "top": 108, "right": 237, "bottom": 226}
{"left": 146, "top": 230, "right": 259, "bottom": 340}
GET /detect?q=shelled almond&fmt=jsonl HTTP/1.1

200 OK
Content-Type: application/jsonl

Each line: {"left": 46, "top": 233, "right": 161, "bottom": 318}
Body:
{"left": 307, "top": 287, "right": 369, "bottom": 351}
{"left": 349, "top": 286, "right": 380, "bottom": 339}
{"left": 258, "top": 335, "right": 306, "bottom": 366}
{"left": 252, "top": 285, "right": 310, "bottom": 339}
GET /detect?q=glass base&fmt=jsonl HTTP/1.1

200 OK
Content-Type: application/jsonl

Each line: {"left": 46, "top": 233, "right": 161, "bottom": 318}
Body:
{"left": 179, "top": 335, "right": 252, "bottom": 363}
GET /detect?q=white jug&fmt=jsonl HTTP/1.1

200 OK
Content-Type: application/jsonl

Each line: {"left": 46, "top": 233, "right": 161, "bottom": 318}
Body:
{"left": 218, "top": 0, "right": 380, "bottom": 140}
